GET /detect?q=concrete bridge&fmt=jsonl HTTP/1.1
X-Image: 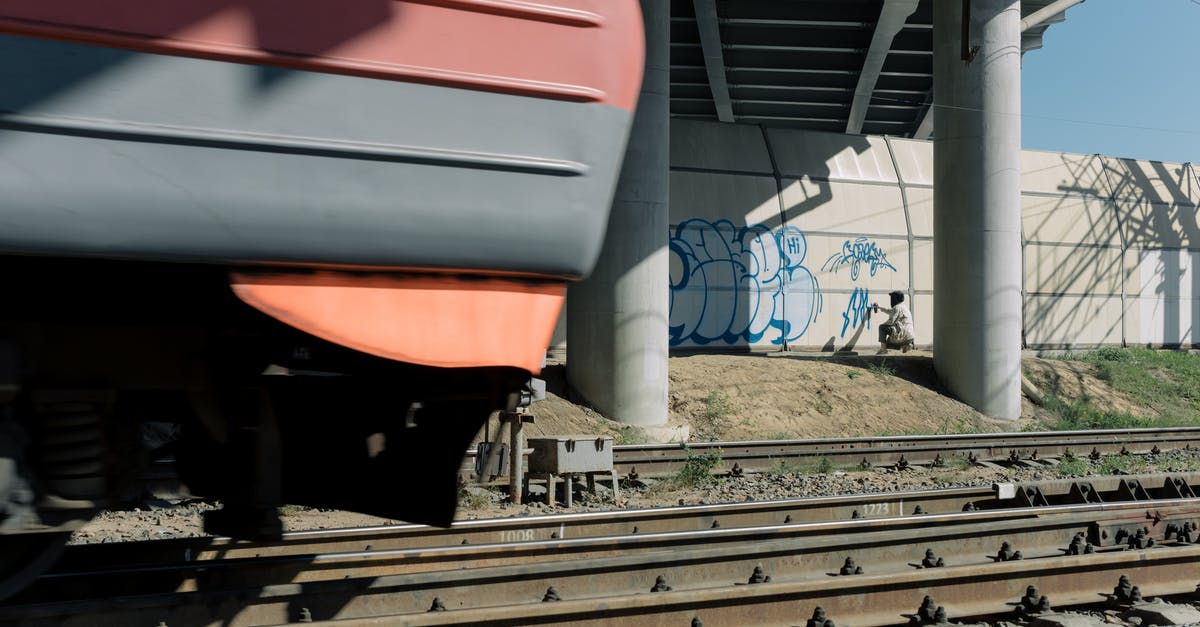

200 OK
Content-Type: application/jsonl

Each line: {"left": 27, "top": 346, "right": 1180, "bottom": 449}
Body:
{"left": 565, "top": 0, "right": 1138, "bottom": 431}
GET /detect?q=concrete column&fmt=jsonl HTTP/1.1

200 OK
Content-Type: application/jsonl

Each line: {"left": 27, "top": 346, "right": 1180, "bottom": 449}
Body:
{"left": 566, "top": 0, "right": 670, "bottom": 430}
{"left": 933, "top": 0, "right": 1023, "bottom": 419}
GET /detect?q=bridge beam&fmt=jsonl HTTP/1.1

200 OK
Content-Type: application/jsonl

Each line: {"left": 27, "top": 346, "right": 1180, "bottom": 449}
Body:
{"left": 933, "top": 0, "right": 1023, "bottom": 419}
{"left": 692, "top": 0, "right": 734, "bottom": 123}
{"left": 846, "top": 0, "right": 919, "bottom": 135}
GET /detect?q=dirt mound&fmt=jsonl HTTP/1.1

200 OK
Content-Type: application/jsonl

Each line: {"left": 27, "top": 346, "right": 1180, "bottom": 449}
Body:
{"left": 517, "top": 351, "right": 1138, "bottom": 441}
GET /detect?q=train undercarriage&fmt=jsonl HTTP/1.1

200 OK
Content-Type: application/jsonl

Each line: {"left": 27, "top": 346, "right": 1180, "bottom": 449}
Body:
{"left": 0, "top": 257, "right": 529, "bottom": 598}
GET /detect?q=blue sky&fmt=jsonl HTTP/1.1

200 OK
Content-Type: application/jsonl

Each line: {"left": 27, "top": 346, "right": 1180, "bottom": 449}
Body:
{"left": 1021, "top": 0, "right": 1199, "bottom": 164}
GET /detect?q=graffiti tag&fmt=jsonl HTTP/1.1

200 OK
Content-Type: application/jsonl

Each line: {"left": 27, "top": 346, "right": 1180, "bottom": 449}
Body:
{"left": 840, "top": 287, "right": 872, "bottom": 337}
{"left": 822, "top": 237, "right": 897, "bottom": 281}
{"left": 669, "top": 218, "right": 821, "bottom": 346}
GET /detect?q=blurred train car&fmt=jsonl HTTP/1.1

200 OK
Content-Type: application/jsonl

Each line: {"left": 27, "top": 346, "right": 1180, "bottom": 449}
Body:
{"left": 0, "top": 0, "right": 644, "bottom": 597}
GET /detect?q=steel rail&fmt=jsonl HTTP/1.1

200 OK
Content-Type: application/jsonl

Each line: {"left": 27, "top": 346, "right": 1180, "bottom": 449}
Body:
{"left": 55, "top": 485, "right": 991, "bottom": 570}
{"left": 56, "top": 470, "right": 1200, "bottom": 576}
{"left": 345, "top": 546, "right": 1200, "bottom": 627}
{"left": 463, "top": 427, "right": 1200, "bottom": 481}
{"left": 10, "top": 496, "right": 1200, "bottom": 624}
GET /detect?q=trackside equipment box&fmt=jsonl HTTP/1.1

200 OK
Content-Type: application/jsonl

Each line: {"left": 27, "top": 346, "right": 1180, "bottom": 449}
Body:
{"left": 527, "top": 436, "right": 615, "bottom": 474}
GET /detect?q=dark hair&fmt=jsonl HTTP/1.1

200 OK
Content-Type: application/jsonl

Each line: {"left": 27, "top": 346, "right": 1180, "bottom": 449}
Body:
{"left": 889, "top": 291, "right": 905, "bottom": 307}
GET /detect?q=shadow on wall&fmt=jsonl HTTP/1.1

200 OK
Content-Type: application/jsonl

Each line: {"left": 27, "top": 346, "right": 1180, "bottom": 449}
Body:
{"left": 1023, "top": 154, "right": 1123, "bottom": 348}
{"left": 1024, "top": 153, "right": 1200, "bottom": 349}
{"left": 1130, "top": 160, "right": 1200, "bottom": 347}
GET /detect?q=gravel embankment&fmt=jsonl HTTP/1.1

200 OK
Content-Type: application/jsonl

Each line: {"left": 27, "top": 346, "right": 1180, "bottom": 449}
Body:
{"left": 73, "top": 450, "right": 1200, "bottom": 543}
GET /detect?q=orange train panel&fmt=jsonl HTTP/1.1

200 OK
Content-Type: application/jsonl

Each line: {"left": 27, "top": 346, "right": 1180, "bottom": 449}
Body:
{"left": 0, "top": 0, "right": 643, "bottom": 110}
{"left": 230, "top": 272, "right": 564, "bottom": 373}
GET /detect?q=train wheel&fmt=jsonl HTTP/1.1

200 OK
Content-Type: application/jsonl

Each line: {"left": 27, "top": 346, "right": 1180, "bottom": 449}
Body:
{"left": 0, "top": 532, "right": 70, "bottom": 601}
{"left": 0, "top": 424, "right": 71, "bottom": 601}
{"left": 0, "top": 403, "right": 105, "bottom": 601}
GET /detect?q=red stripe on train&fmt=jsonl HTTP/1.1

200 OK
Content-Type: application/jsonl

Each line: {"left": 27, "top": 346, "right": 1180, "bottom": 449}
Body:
{"left": 0, "top": 0, "right": 643, "bottom": 110}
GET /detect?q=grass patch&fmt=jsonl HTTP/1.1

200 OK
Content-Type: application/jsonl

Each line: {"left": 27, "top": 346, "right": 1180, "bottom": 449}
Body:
{"left": 1055, "top": 449, "right": 1089, "bottom": 476}
{"left": 1161, "top": 456, "right": 1200, "bottom": 472}
{"left": 1098, "top": 453, "right": 1147, "bottom": 475}
{"left": 1051, "top": 348, "right": 1200, "bottom": 424}
{"left": 877, "top": 416, "right": 977, "bottom": 437}
{"left": 765, "top": 431, "right": 795, "bottom": 440}
{"left": 846, "top": 370, "right": 862, "bottom": 380}
{"left": 1038, "top": 393, "right": 1153, "bottom": 431}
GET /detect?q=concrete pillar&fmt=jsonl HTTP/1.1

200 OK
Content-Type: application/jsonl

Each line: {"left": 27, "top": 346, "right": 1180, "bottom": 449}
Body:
{"left": 933, "top": 0, "right": 1023, "bottom": 419}
{"left": 566, "top": 0, "right": 670, "bottom": 430}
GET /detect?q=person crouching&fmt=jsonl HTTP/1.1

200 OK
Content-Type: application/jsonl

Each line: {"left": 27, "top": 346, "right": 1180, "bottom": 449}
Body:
{"left": 873, "top": 291, "right": 915, "bottom": 355}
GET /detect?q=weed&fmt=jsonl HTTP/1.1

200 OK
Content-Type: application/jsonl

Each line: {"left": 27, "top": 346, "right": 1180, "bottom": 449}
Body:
{"left": 457, "top": 486, "right": 495, "bottom": 510}
{"left": 1090, "top": 347, "right": 1134, "bottom": 362}
{"left": 867, "top": 361, "right": 897, "bottom": 377}
{"left": 762, "top": 458, "right": 806, "bottom": 475}
{"left": 672, "top": 444, "right": 723, "bottom": 487}
{"left": 1162, "top": 456, "right": 1200, "bottom": 472}
{"left": 615, "top": 426, "right": 651, "bottom": 445}
{"left": 766, "top": 431, "right": 795, "bottom": 440}
{"left": 1094, "top": 453, "right": 1148, "bottom": 475}
{"left": 814, "top": 395, "right": 833, "bottom": 415}
{"left": 846, "top": 370, "right": 862, "bottom": 380}
{"left": 938, "top": 417, "right": 975, "bottom": 434}
{"left": 1055, "top": 456, "right": 1089, "bottom": 477}
{"left": 763, "top": 456, "right": 835, "bottom": 475}
{"left": 704, "top": 389, "right": 732, "bottom": 421}
{"left": 938, "top": 456, "right": 973, "bottom": 470}
{"left": 277, "top": 504, "right": 306, "bottom": 516}
{"left": 876, "top": 416, "right": 976, "bottom": 437}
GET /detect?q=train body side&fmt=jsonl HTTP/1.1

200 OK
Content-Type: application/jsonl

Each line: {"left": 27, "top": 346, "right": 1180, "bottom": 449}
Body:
{"left": 0, "top": 1, "right": 641, "bottom": 277}
{"left": 0, "top": 1, "right": 644, "bottom": 586}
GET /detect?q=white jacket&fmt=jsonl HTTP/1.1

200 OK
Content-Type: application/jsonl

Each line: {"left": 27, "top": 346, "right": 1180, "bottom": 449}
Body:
{"left": 879, "top": 302, "right": 915, "bottom": 342}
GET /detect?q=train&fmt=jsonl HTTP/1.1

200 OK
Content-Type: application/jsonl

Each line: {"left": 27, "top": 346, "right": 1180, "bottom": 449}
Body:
{"left": 0, "top": 0, "right": 644, "bottom": 598}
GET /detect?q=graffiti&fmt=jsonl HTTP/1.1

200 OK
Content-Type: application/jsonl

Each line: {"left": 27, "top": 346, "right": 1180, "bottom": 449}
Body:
{"left": 822, "top": 237, "right": 896, "bottom": 281}
{"left": 841, "top": 287, "right": 872, "bottom": 337}
{"left": 821, "top": 236, "right": 897, "bottom": 338}
{"left": 669, "top": 218, "right": 821, "bottom": 346}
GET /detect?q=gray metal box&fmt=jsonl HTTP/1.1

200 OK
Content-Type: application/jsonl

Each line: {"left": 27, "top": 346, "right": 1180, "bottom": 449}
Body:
{"left": 527, "top": 436, "right": 614, "bottom": 474}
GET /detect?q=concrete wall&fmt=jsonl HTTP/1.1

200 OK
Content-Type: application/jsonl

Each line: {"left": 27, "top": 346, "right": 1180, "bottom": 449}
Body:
{"left": 551, "top": 120, "right": 1200, "bottom": 354}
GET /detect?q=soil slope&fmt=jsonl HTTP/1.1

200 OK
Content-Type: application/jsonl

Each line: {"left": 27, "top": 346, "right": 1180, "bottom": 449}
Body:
{"left": 518, "top": 350, "right": 1136, "bottom": 441}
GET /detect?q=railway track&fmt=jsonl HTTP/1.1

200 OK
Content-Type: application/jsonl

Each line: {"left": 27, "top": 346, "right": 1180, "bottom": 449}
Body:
{"left": 8, "top": 472, "right": 1200, "bottom": 625}
{"left": 463, "top": 426, "right": 1200, "bottom": 481}
{"left": 134, "top": 427, "right": 1200, "bottom": 495}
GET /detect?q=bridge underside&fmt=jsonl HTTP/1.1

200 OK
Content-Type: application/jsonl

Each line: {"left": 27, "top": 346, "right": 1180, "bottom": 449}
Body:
{"left": 569, "top": 0, "right": 1078, "bottom": 426}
